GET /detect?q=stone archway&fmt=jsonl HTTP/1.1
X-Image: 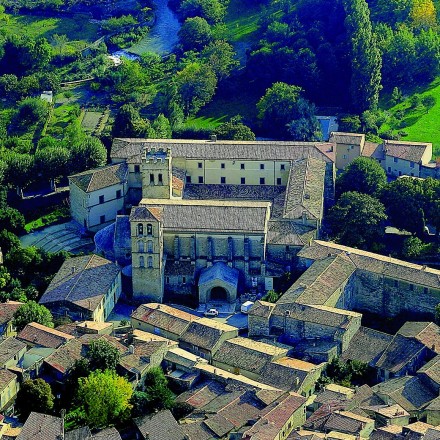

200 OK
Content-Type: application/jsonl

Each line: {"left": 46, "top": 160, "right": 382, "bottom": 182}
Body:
{"left": 209, "top": 286, "right": 228, "bottom": 302}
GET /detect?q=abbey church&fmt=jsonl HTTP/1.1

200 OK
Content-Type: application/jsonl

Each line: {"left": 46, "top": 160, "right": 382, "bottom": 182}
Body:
{"left": 69, "top": 137, "right": 336, "bottom": 305}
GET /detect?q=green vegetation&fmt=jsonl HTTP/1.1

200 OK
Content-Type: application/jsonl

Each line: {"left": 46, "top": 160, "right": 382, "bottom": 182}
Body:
{"left": 224, "top": 0, "right": 262, "bottom": 43}
{"left": 25, "top": 207, "right": 71, "bottom": 233}
{"left": 13, "top": 301, "right": 54, "bottom": 331}
{"left": 15, "top": 379, "right": 55, "bottom": 421}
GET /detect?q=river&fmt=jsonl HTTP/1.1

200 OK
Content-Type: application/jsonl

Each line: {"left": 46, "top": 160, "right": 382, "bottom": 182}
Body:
{"left": 128, "top": 0, "right": 181, "bottom": 56}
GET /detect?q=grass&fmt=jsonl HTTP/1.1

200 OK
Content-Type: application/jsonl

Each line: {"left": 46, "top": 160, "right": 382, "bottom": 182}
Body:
{"left": 25, "top": 207, "right": 71, "bottom": 232}
{"left": 379, "top": 78, "right": 440, "bottom": 157}
{"left": 2, "top": 13, "right": 99, "bottom": 44}
{"left": 224, "top": 0, "right": 262, "bottom": 43}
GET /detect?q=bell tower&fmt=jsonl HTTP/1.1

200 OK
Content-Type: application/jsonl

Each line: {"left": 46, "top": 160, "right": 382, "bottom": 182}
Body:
{"left": 141, "top": 147, "right": 172, "bottom": 199}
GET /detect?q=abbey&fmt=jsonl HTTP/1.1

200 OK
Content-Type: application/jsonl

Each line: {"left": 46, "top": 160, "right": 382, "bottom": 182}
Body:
{"left": 69, "top": 138, "right": 335, "bottom": 305}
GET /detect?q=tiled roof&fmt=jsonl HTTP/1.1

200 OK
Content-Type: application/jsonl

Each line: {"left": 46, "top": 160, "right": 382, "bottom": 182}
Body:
{"left": 248, "top": 300, "right": 275, "bottom": 318}
{"left": 279, "top": 255, "right": 356, "bottom": 307}
{"left": 92, "top": 427, "right": 122, "bottom": 440}
{"left": 139, "top": 199, "right": 270, "bottom": 233}
{"left": 417, "top": 354, "right": 440, "bottom": 385}
{"left": 40, "top": 254, "right": 120, "bottom": 313}
{"left": 16, "top": 412, "right": 63, "bottom": 440}
{"left": 283, "top": 158, "right": 325, "bottom": 221}
{"left": 17, "top": 322, "right": 74, "bottom": 349}
{"left": 341, "top": 327, "right": 393, "bottom": 365}
{"left": 118, "top": 340, "right": 167, "bottom": 374}
{"left": 0, "top": 369, "right": 16, "bottom": 392}
{"left": 306, "top": 410, "right": 373, "bottom": 436}
{"left": 180, "top": 318, "right": 237, "bottom": 351}
{"left": 330, "top": 132, "right": 365, "bottom": 146}
{"left": 199, "top": 262, "right": 239, "bottom": 288}
{"left": 203, "top": 413, "right": 235, "bottom": 437}
{"left": 0, "top": 337, "right": 26, "bottom": 366}
{"left": 111, "top": 138, "right": 335, "bottom": 163}
{"left": 367, "top": 404, "right": 409, "bottom": 418}
{"left": 398, "top": 322, "right": 440, "bottom": 352}
{"left": 181, "top": 421, "right": 215, "bottom": 440}
{"left": 213, "top": 337, "right": 287, "bottom": 375}
{"left": 370, "top": 425, "right": 402, "bottom": 440}
{"left": 176, "top": 380, "right": 225, "bottom": 408}
{"left": 64, "top": 426, "right": 92, "bottom": 440}
{"left": 384, "top": 139, "right": 431, "bottom": 162}
{"left": 131, "top": 303, "right": 196, "bottom": 336}
{"left": 374, "top": 334, "right": 425, "bottom": 373}
{"left": 0, "top": 301, "right": 23, "bottom": 326}
{"left": 134, "top": 410, "right": 186, "bottom": 440}
{"left": 362, "top": 142, "right": 384, "bottom": 160}
{"left": 129, "top": 206, "right": 163, "bottom": 222}
{"left": 424, "top": 427, "right": 440, "bottom": 440}
{"left": 267, "top": 220, "right": 316, "bottom": 246}
{"left": 372, "top": 376, "right": 437, "bottom": 411}
{"left": 299, "top": 240, "right": 440, "bottom": 289}
{"left": 69, "top": 162, "right": 128, "bottom": 193}
{"left": 44, "top": 339, "right": 84, "bottom": 374}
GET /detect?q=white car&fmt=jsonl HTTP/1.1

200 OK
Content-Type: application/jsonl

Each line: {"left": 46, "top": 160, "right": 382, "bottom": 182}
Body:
{"left": 204, "top": 308, "right": 219, "bottom": 317}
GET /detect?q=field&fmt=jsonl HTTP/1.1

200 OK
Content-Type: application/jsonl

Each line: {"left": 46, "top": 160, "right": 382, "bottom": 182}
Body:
{"left": 380, "top": 78, "right": 440, "bottom": 157}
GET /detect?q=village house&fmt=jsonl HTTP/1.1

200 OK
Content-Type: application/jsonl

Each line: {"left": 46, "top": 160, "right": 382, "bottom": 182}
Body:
{"left": 0, "top": 301, "right": 24, "bottom": 338}
{"left": 39, "top": 254, "right": 122, "bottom": 322}
{"left": 16, "top": 322, "right": 74, "bottom": 349}
{"left": 134, "top": 409, "right": 186, "bottom": 440}
{"left": 0, "top": 338, "right": 26, "bottom": 369}
{"left": 0, "top": 370, "right": 19, "bottom": 413}
{"left": 16, "top": 412, "right": 64, "bottom": 440}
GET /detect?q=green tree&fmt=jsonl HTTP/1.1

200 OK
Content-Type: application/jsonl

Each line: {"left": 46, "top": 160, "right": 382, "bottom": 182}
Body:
{"left": 112, "top": 104, "right": 144, "bottom": 138}
{"left": 141, "top": 367, "right": 175, "bottom": 412}
{"left": 34, "top": 146, "right": 70, "bottom": 185}
{"left": 16, "top": 98, "right": 49, "bottom": 126}
{"left": 212, "top": 116, "right": 255, "bottom": 140}
{"left": 327, "top": 191, "right": 387, "bottom": 249}
{"left": 13, "top": 301, "right": 54, "bottom": 331}
{"left": 435, "top": 303, "right": 440, "bottom": 325}
{"left": 179, "top": 0, "right": 227, "bottom": 23}
{"left": 3, "top": 152, "right": 34, "bottom": 196}
{"left": 201, "top": 40, "right": 238, "bottom": 80}
{"left": 286, "top": 98, "right": 322, "bottom": 141}
{"left": 77, "top": 369, "right": 132, "bottom": 428}
{"left": 178, "top": 17, "right": 213, "bottom": 51}
{"left": 70, "top": 136, "right": 107, "bottom": 173}
{"left": 151, "top": 114, "right": 172, "bottom": 139}
{"left": 336, "top": 157, "right": 387, "bottom": 198}
{"left": 87, "top": 339, "right": 121, "bottom": 372}
{"left": 343, "top": 0, "right": 382, "bottom": 112}
{"left": 15, "top": 379, "right": 54, "bottom": 421}
{"left": 0, "top": 207, "right": 25, "bottom": 235}
{"left": 402, "top": 236, "right": 432, "bottom": 258}
{"left": 261, "top": 290, "right": 281, "bottom": 303}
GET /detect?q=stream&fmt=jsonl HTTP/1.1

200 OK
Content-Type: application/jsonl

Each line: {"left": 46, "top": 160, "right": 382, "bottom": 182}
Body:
{"left": 128, "top": 0, "right": 181, "bottom": 56}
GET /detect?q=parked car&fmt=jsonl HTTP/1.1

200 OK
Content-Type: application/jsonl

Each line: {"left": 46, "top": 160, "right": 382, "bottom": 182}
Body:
{"left": 204, "top": 308, "right": 219, "bottom": 317}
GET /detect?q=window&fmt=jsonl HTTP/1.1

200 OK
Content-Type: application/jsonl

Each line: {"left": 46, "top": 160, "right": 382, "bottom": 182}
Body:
{"left": 221, "top": 163, "right": 225, "bottom": 169}
{"left": 99, "top": 195, "right": 104, "bottom": 204}
{"left": 138, "top": 242, "right": 144, "bottom": 253}
{"left": 158, "top": 173, "right": 163, "bottom": 183}
{"left": 134, "top": 165, "right": 140, "bottom": 173}
{"left": 139, "top": 256, "right": 145, "bottom": 268}
{"left": 410, "top": 161, "right": 415, "bottom": 168}
{"left": 221, "top": 177, "right": 226, "bottom": 184}
{"left": 150, "top": 173, "right": 155, "bottom": 184}
{"left": 198, "top": 162, "right": 203, "bottom": 168}
{"left": 240, "top": 163, "right": 245, "bottom": 170}
{"left": 280, "top": 164, "right": 285, "bottom": 170}
{"left": 137, "top": 223, "right": 143, "bottom": 236}
{"left": 116, "top": 190, "right": 122, "bottom": 199}
{"left": 260, "top": 164, "right": 265, "bottom": 170}
{"left": 343, "top": 154, "right": 347, "bottom": 159}
{"left": 198, "top": 176, "right": 204, "bottom": 183}
{"left": 147, "top": 224, "right": 153, "bottom": 235}
{"left": 100, "top": 215, "right": 105, "bottom": 224}
{"left": 148, "top": 256, "right": 153, "bottom": 268}
{"left": 182, "top": 276, "right": 186, "bottom": 283}
{"left": 260, "top": 177, "right": 265, "bottom": 184}
{"left": 186, "top": 175, "right": 192, "bottom": 183}
{"left": 241, "top": 177, "right": 246, "bottom": 184}
{"left": 394, "top": 157, "right": 398, "bottom": 163}
{"left": 277, "top": 177, "right": 282, "bottom": 185}
{"left": 147, "top": 241, "right": 153, "bottom": 253}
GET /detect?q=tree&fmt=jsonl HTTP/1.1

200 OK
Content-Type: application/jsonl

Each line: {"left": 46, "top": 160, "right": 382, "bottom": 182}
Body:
{"left": 343, "top": 0, "right": 382, "bottom": 112}
{"left": 70, "top": 136, "right": 107, "bottom": 173}
{"left": 15, "top": 379, "right": 54, "bottom": 421}
{"left": 13, "top": 301, "right": 54, "bottom": 331}
{"left": 327, "top": 191, "right": 387, "bottom": 249}
{"left": 3, "top": 152, "right": 34, "bottom": 196}
{"left": 411, "top": 0, "right": 436, "bottom": 29}
{"left": 286, "top": 98, "right": 322, "bottom": 141}
{"left": 112, "top": 104, "right": 144, "bottom": 138}
{"left": 402, "top": 236, "right": 433, "bottom": 258}
{"left": 212, "top": 116, "right": 255, "bottom": 140}
{"left": 201, "top": 40, "right": 238, "bottom": 80}
{"left": 16, "top": 98, "right": 50, "bottom": 126}
{"left": 34, "top": 146, "right": 70, "bottom": 186}
{"left": 77, "top": 370, "right": 132, "bottom": 428}
{"left": 87, "top": 339, "right": 121, "bottom": 372}
{"left": 151, "top": 114, "right": 172, "bottom": 139}
{"left": 261, "top": 290, "right": 281, "bottom": 303}
{"left": 336, "top": 157, "right": 387, "bottom": 198}
{"left": 141, "top": 367, "right": 175, "bottom": 412}
{"left": 179, "top": 0, "right": 227, "bottom": 23}
{"left": 0, "top": 207, "right": 25, "bottom": 235}
{"left": 257, "top": 82, "right": 302, "bottom": 137}
{"left": 178, "top": 17, "right": 213, "bottom": 52}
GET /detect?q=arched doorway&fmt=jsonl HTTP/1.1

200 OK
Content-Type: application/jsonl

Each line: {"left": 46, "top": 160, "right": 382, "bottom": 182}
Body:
{"left": 210, "top": 286, "right": 228, "bottom": 302}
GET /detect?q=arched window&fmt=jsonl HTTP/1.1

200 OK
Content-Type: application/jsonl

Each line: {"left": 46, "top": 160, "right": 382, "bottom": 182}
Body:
{"left": 147, "top": 241, "right": 153, "bottom": 253}
{"left": 139, "top": 256, "right": 145, "bottom": 268}
{"left": 137, "top": 223, "right": 143, "bottom": 236}
{"left": 138, "top": 241, "right": 144, "bottom": 253}
{"left": 147, "top": 256, "right": 153, "bottom": 268}
{"left": 147, "top": 224, "right": 153, "bottom": 235}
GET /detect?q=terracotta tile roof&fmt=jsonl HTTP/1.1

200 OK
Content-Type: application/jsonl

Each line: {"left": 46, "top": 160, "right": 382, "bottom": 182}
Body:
{"left": 139, "top": 199, "right": 270, "bottom": 234}
{"left": 384, "top": 139, "right": 431, "bottom": 163}
{"left": 370, "top": 425, "right": 403, "bottom": 440}
{"left": 78, "top": 334, "right": 127, "bottom": 354}
{"left": 299, "top": 240, "right": 440, "bottom": 289}
{"left": 16, "top": 412, "right": 63, "bottom": 440}
{"left": 131, "top": 303, "right": 196, "bottom": 336}
{"left": 213, "top": 337, "right": 287, "bottom": 375}
{"left": 0, "top": 337, "right": 26, "bottom": 366}
{"left": 305, "top": 410, "right": 373, "bottom": 436}
{"left": 111, "top": 138, "right": 335, "bottom": 163}
{"left": 0, "top": 301, "right": 24, "bottom": 326}
{"left": 44, "top": 339, "right": 84, "bottom": 374}
{"left": 118, "top": 340, "right": 167, "bottom": 374}
{"left": 181, "top": 421, "right": 215, "bottom": 440}
{"left": 424, "top": 427, "right": 440, "bottom": 440}
{"left": 203, "top": 413, "right": 235, "bottom": 437}
{"left": 217, "top": 391, "right": 265, "bottom": 428}
{"left": 176, "top": 380, "right": 225, "bottom": 409}
{"left": 129, "top": 206, "right": 163, "bottom": 222}
{"left": 172, "top": 175, "right": 184, "bottom": 192}
{"left": 398, "top": 322, "right": 440, "bottom": 352}
{"left": 404, "top": 421, "right": 433, "bottom": 435}
{"left": 134, "top": 410, "right": 186, "bottom": 440}
{"left": 64, "top": 426, "right": 92, "bottom": 440}
{"left": 69, "top": 162, "right": 128, "bottom": 193}
{"left": 341, "top": 327, "right": 393, "bottom": 365}
{"left": 179, "top": 318, "right": 238, "bottom": 351}
{"left": 40, "top": 254, "right": 120, "bottom": 313}
{"left": 17, "top": 323, "right": 74, "bottom": 349}
{"left": 362, "top": 142, "right": 384, "bottom": 160}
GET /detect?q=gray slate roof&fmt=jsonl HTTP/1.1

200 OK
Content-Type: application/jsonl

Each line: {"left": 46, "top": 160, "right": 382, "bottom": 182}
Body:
{"left": 0, "top": 337, "right": 26, "bottom": 367}
{"left": 17, "top": 412, "right": 63, "bottom": 440}
{"left": 384, "top": 139, "right": 431, "bottom": 162}
{"left": 134, "top": 410, "right": 186, "bottom": 440}
{"left": 40, "top": 254, "right": 120, "bottom": 313}
{"left": 69, "top": 163, "right": 127, "bottom": 193}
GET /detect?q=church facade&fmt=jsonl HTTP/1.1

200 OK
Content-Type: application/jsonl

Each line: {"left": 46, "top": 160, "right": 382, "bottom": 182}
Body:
{"left": 70, "top": 138, "right": 335, "bottom": 305}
